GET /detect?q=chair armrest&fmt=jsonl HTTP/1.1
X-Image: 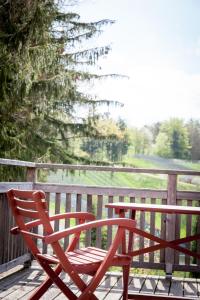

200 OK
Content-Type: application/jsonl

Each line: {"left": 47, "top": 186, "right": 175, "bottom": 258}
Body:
{"left": 10, "top": 227, "right": 21, "bottom": 235}
{"left": 49, "top": 212, "right": 95, "bottom": 222}
{"left": 10, "top": 212, "right": 95, "bottom": 234}
{"left": 10, "top": 227, "right": 45, "bottom": 240}
{"left": 45, "top": 218, "right": 136, "bottom": 244}
{"left": 11, "top": 219, "right": 42, "bottom": 234}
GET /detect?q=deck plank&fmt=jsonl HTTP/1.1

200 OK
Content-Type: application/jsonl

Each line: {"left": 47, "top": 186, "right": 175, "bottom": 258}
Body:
{"left": 99, "top": 274, "right": 122, "bottom": 300}
{"left": 0, "top": 268, "right": 44, "bottom": 299}
{"left": 94, "top": 275, "right": 110, "bottom": 300}
{"left": 128, "top": 274, "right": 147, "bottom": 293}
{"left": 53, "top": 274, "right": 89, "bottom": 299}
{"left": 155, "top": 276, "right": 170, "bottom": 296}
{"left": 183, "top": 278, "right": 199, "bottom": 298}
{"left": 169, "top": 277, "right": 184, "bottom": 297}
{"left": 39, "top": 273, "right": 72, "bottom": 300}
{"left": 140, "top": 275, "right": 159, "bottom": 295}
{"left": 0, "top": 264, "right": 199, "bottom": 299}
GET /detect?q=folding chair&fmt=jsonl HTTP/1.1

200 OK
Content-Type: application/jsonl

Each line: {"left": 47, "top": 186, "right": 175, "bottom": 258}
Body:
{"left": 7, "top": 189, "right": 136, "bottom": 300}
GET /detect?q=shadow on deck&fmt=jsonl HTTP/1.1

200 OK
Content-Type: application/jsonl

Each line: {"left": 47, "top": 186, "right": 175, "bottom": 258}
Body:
{"left": 0, "top": 261, "right": 199, "bottom": 300}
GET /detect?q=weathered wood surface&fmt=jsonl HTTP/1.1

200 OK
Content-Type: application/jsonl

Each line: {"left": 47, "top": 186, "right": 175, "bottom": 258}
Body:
{"left": 0, "top": 263, "right": 199, "bottom": 299}
{"left": 165, "top": 175, "right": 177, "bottom": 274}
{"left": 1, "top": 158, "right": 200, "bottom": 274}
{"left": 0, "top": 158, "right": 35, "bottom": 167}
{"left": 0, "top": 182, "right": 33, "bottom": 193}
{"left": 34, "top": 163, "right": 200, "bottom": 176}
{"left": 34, "top": 183, "right": 169, "bottom": 198}
{"left": 0, "top": 193, "right": 31, "bottom": 273}
{"left": 1, "top": 158, "right": 200, "bottom": 176}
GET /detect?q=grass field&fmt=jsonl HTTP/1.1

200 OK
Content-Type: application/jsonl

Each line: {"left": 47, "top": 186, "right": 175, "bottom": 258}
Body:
{"left": 48, "top": 169, "right": 200, "bottom": 191}
{"left": 47, "top": 155, "right": 200, "bottom": 191}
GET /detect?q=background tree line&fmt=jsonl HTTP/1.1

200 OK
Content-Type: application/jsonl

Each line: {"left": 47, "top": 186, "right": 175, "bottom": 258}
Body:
{"left": 129, "top": 118, "right": 200, "bottom": 161}
{"left": 80, "top": 117, "right": 200, "bottom": 163}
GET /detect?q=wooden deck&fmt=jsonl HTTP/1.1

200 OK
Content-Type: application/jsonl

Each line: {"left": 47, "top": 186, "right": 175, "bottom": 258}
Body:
{"left": 0, "top": 262, "right": 199, "bottom": 299}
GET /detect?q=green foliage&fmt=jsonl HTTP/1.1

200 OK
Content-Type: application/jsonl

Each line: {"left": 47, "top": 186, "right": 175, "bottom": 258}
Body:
{"left": 154, "top": 132, "right": 172, "bottom": 158}
{"left": 0, "top": 0, "right": 115, "bottom": 168}
{"left": 186, "top": 119, "right": 200, "bottom": 160}
{"left": 81, "top": 118, "right": 131, "bottom": 162}
{"left": 126, "top": 118, "right": 200, "bottom": 161}
{"left": 154, "top": 118, "right": 190, "bottom": 159}
{"left": 128, "top": 127, "right": 153, "bottom": 155}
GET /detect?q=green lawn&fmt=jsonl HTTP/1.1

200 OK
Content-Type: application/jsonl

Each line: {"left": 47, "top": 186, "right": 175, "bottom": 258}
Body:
{"left": 46, "top": 155, "right": 200, "bottom": 191}
{"left": 48, "top": 168, "right": 199, "bottom": 191}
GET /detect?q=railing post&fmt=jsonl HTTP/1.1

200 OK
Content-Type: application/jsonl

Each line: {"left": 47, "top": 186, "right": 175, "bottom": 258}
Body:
{"left": 26, "top": 167, "right": 37, "bottom": 187}
{"left": 165, "top": 173, "right": 177, "bottom": 277}
{"left": 25, "top": 166, "right": 37, "bottom": 267}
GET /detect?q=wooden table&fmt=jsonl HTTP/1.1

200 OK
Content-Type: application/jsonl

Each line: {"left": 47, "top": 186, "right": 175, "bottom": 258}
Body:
{"left": 106, "top": 203, "right": 200, "bottom": 299}
{"left": 105, "top": 202, "right": 200, "bottom": 268}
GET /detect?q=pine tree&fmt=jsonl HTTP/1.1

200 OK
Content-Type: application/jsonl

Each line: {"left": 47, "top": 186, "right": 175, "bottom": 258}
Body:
{"left": 0, "top": 0, "right": 115, "bottom": 164}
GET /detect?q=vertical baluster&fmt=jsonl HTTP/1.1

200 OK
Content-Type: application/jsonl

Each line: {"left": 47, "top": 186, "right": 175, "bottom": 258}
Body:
{"left": 165, "top": 174, "right": 177, "bottom": 276}
{"left": 119, "top": 196, "right": 124, "bottom": 203}
{"left": 128, "top": 197, "right": 135, "bottom": 253}
{"left": 107, "top": 195, "right": 113, "bottom": 249}
{"left": 4, "top": 195, "right": 9, "bottom": 263}
{"left": 185, "top": 199, "right": 192, "bottom": 265}
{"left": 76, "top": 194, "right": 81, "bottom": 213}
{"left": 130, "top": 196, "right": 135, "bottom": 204}
{"left": 45, "top": 192, "right": 50, "bottom": 211}
{"left": 85, "top": 194, "right": 92, "bottom": 247}
{"left": 64, "top": 193, "right": 71, "bottom": 250}
{"left": 9, "top": 208, "right": 14, "bottom": 261}
{"left": 54, "top": 193, "right": 61, "bottom": 232}
{"left": 43, "top": 192, "right": 50, "bottom": 254}
{"left": 174, "top": 199, "right": 181, "bottom": 265}
{"left": 96, "top": 195, "right": 103, "bottom": 248}
{"left": 160, "top": 198, "right": 167, "bottom": 263}
{"left": 26, "top": 165, "right": 37, "bottom": 263}
{"left": 118, "top": 195, "right": 125, "bottom": 253}
{"left": 149, "top": 198, "right": 156, "bottom": 263}
{"left": 139, "top": 197, "right": 145, "bottom": 263}
{"left": 0, "top": 195, "right": 4, "bottom": 264}
{"left": 196, "top": 214, "right": 200, "bottom": 267}
{"left": 76, "top": 194, "right": 82, "bottom": 248}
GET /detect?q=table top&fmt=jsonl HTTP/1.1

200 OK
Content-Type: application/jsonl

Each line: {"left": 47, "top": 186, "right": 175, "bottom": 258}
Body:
{"left": 105, "top": 202, "right": 200, "bottom": 215}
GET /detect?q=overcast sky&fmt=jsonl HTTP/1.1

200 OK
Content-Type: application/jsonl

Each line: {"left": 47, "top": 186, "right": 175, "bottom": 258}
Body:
{"left": 74, "top": 0, "right": 200, "bottom": 127}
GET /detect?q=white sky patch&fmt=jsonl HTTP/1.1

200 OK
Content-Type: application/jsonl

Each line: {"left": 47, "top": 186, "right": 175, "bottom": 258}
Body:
{"left": 91, "top": 64, "right": 200, "bottom": 127}
{"left": 74, "top": 0, "right": 200, "bottom": 127}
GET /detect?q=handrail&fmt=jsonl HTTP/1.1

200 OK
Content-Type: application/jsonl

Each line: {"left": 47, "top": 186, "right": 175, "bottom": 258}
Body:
{"left": 0, "top": 158, "right": 200, "bottom": 176}
{"left": 0, "top": 158, "right": 35, "bottom": 167}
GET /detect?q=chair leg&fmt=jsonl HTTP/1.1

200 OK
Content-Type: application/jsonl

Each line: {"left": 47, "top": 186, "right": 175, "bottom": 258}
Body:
{"left": 122, "top": 264, "right": 130, "bottom": 300}
{"left": 30, "top": 276, "right": 55, "bottom": 300}
{"left": 30, "top": 262, "right": 77, "bottom": 300}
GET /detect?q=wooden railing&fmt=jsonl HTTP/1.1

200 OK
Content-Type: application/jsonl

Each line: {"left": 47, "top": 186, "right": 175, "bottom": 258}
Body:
{"left": 0, "top": 158, "right": 200, "bottom": 274}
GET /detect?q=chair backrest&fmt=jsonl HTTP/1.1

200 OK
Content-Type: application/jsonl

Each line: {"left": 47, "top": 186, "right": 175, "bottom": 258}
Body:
{"left": 6, "top": 189, "right": 88, "bottom": 272}
{"left": 6, "top": 189, "right": 54, "bottom": 256}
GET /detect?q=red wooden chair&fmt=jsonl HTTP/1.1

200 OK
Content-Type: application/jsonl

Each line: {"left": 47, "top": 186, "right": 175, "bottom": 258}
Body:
{"left": 7, "top": 189, "right": 136, "bottom": 300}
